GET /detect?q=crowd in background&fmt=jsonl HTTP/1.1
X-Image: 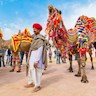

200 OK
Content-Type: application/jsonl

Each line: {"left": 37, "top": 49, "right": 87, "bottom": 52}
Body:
{"left": 0, "top": 46, "right": 67, "bottom": 68}
{"left": 48, "top": 45, "right": 96, "bottom": 64}
{"left": 0, "top": 45, "right": 96, "bottom": 67}
{"left": 0, "top": 49, "right": 28, "bottom": 67}
{"left": 48, "top": 47, "right": 67, "bottom": 64}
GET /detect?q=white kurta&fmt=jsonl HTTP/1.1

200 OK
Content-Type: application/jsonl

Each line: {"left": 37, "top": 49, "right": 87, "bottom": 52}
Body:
{"left": 28, "top": 46, "right": 44, "bottom": 87}
{"left": 29, "top": 46, "right": 44, "bottom": 69}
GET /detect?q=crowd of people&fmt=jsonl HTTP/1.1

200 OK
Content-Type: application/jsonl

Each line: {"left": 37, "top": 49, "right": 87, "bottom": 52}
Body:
{"left": 0, "top": 49, "right": 28, "bottom": 68}
{"left": 48, "top": 47, "right": 67, "bottom": 64}
{"left": 0, "top": 48, "right": 67, "bottom": 67}
{"left": 0, "top": 46, "right": 67, "bottom": 68}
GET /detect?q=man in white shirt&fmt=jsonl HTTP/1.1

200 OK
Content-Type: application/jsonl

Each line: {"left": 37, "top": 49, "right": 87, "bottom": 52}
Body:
{"left": 25, "top": 23, "right": 49, "bottom": 92}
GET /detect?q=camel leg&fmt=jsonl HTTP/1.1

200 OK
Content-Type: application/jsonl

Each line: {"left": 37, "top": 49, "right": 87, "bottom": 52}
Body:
{"left": 16, "top": 55, "right": 21, "bottom": 73}
{"left": 75, "top": 53, "right": 81, "bottom": 77}
{"left": 89, "top": 52, "right": 94, "bottom": 70}
{"left": 10, "top": 61, "right": 15, "bottom": 72}
{"left": 68, "top": 54, "right": 73, "bottom": 72}
{"left": 81, "top": 61, "right": 88, "bottom": 83}
{"left": 10, "top": 52, "right": 16, "bottom": 72}
{"left": 10, "top": 52, "right": 21, "bottom": 72}
{"left": 75, "top": 58, "right": 81, "bottom": 77}
{"left": 17, "top": 62, "right": 21, "bottom": 72}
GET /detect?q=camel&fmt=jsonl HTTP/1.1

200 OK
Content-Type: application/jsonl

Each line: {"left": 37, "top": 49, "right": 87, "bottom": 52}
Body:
{"left": 0, "top": 29, "right": 50, "bottom": 73}
{"left": 0, "top": 38, "right": 31, "bottom": 52}
{"left": 67, "top": 31, "right": 94, "bottom": 83}
{"left": 0, "top": 28, "right": 31, "bottom": 52}
{"left": 72, "top": 15, "right": 96, "bottom": 77}
{"left": 67, "top": 28, "right": 94, "bottom": 74}
{"left": 0, "top": 29, "right": 31, "bottom": 72}
{"left": 45, "top": 5, "right": 96, "bottom": 83}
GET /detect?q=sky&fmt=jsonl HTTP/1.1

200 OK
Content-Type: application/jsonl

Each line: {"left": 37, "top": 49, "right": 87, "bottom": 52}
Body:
{"left": 0, "top": 0, "right": 96, "bottom": 40}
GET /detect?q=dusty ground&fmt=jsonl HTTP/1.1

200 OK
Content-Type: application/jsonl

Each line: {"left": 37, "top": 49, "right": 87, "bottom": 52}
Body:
{"left": 0, "top": 55, "right": 96, "bottom": 96}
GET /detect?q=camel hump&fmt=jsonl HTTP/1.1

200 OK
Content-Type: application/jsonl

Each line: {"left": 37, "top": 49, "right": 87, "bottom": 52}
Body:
{"left": 13, "top": 28, "right": 32, "bottom": 38}
{"left": 11, "top": 29, "right": 32, "bottom": 52}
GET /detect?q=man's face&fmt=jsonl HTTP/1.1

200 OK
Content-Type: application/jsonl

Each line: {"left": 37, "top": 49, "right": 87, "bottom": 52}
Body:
{"left": 33, "top": 28, "right": 40, "bottom": 35}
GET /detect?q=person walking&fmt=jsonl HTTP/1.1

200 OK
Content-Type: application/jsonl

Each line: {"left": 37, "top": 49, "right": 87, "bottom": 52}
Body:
{"left": 56, "top": 48, "right": 61, "bottom": 64}
{"left": 49, "top": 48, "right": 52, "bottom": 63}
{"left": 0, "top": 48, "right": 6, "bottom": 67}
{"left": 20, "top": 51, "right": 24, "bottom": 65}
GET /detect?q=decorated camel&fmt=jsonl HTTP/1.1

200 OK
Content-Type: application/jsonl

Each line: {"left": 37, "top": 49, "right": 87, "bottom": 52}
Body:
{"left": 67, "top": 28, "right": 94, "bottom": 81}
{"left": 0, "top": 28, "right": 32, "bottom": 72}
{"left": 72, "top": 15, "right": 96, "bottom": 78}
{"left": 45, "top": 5, "right": 96, "bottom": 83}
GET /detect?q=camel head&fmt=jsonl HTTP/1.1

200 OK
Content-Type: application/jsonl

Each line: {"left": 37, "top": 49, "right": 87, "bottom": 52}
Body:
{"left": 0, "top": 29, "right": 11, "bottom": 49}
{"left": 48, "top": 5, "right": 53, "bottom": 14}
{"left": 48, "top": 5, "right": 57, "bottom": 14}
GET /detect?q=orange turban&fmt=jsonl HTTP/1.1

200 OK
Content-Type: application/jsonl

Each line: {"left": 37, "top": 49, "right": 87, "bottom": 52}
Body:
{"left": 33, "top": 23, "right": 42, "bottom": 31}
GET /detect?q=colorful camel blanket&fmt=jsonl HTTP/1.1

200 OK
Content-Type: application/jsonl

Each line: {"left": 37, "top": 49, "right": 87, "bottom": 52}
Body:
{"left": 67, "top": 28, "right": 78, "bottom": 45}
{"left": 75, "top": 15, "right": 96, "bottom": 44}
{"left": 12, "top": 35, "right": 32, "bottom": 52}
{"left": 45, "top": 6, "right": 68, "bottom": 53}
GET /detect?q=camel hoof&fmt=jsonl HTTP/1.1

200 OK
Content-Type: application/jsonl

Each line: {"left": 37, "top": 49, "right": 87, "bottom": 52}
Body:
{"left": 9, "top": 69, "right": 14, "bottom": 72}
{"left": 91, "top": 66, "right": 94, "bottom": 70}
{"left": 69, "top": 69, "right": 73, "bottom": 72}
{"left": 81, "top": 75, "right": 88, "bottom": 83}
{"left": 16, "top": 70, "right": 21, "bottom": 73}
{"left": 68, "top": 67, "right": 73, "bottom": 72}
{"left": 75, "top": 73, "right": 81, "bottom": 77}
{"left": 81, "top": 79, "right": 89, "bottom": 83}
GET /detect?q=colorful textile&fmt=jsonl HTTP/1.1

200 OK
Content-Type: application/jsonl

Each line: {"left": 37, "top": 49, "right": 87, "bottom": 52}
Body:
{"left": 75, "top": 15, "right": 96, "bottom": 44}
{"left": 67, "top": 28, "right": 78, "bottom": 45}
{"left": 12, "top": 30, "right": 32, "bottom": 52}
{"left": 45, "top": 5, "right": 68, "bottom": 53}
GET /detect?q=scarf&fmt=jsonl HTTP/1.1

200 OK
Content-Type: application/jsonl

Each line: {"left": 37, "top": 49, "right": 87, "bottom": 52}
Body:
{"left": 29, "top": 34, "right": 50, "bottom": 67}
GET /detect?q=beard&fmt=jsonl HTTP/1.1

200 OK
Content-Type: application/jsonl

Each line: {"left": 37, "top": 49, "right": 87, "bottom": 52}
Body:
{"left": 34, "top": 31, "right": 37, "bottom": 34}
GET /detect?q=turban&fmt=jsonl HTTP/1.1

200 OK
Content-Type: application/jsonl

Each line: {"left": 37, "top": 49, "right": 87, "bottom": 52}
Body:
{"left": 33, "top": 23, "right": 42, "bottom": 31}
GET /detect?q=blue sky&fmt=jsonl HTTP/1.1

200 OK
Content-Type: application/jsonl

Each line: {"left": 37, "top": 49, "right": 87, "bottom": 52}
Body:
{"left": 0, "top": 0, "right": 96, "bottom": 39}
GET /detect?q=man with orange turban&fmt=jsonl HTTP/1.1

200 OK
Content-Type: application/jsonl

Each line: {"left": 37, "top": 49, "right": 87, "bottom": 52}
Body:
{"left": 25, "top": 23, "right": 50, "bottom": 92}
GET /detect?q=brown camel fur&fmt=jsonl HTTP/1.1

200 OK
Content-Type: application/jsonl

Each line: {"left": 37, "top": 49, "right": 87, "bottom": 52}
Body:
{"left": 0, "top": 36, "right": 31, "bottom": 72}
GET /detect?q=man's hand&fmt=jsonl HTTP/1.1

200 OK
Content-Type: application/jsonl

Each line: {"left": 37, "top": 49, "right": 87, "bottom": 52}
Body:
{"left": 34, "top": 62, "right": 38, "bottom": 68}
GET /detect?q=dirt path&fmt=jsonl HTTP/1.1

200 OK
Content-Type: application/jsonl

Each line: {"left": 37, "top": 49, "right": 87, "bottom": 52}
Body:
{"left": 0, "top": 57, "right": 96, "bottom": 96}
